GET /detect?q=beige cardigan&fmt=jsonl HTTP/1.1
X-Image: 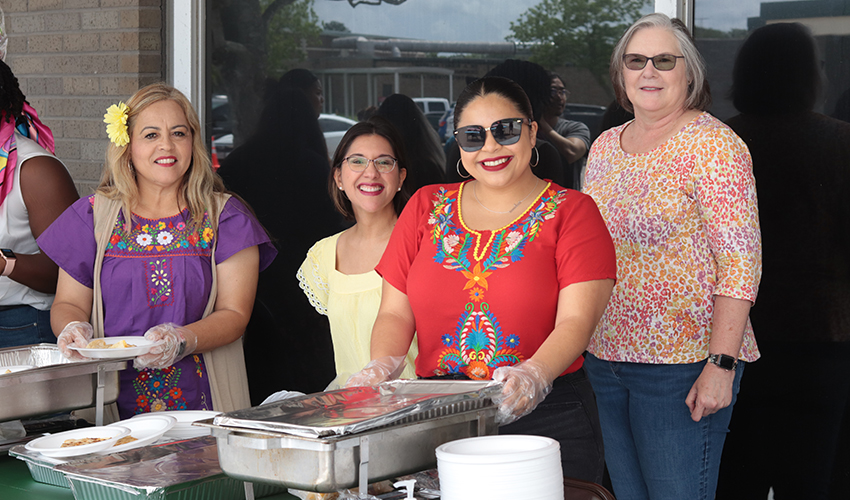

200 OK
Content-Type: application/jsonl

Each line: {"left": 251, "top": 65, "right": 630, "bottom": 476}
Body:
{"left": 89, "top": 192, "right": 250, "bottom": 417}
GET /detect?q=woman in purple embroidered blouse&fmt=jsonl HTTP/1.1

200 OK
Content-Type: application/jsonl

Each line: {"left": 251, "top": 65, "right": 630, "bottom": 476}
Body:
{"left": 38, "top": 83, "right": 275, "bottom": 419}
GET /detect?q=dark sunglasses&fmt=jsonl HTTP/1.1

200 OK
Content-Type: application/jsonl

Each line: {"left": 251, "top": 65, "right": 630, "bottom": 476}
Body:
{"left": 454, "top": 118, "right": 528, "bottom": 152}
{"left": 623, "top": 53, "right": 685, "bottom": 71}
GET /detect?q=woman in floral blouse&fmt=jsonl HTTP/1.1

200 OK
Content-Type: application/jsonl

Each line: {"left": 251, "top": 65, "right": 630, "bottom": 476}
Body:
{"left": 347, "top": 76, "right": 616, "bottom": 482}
{"left": 39, "top": 83, "right": 275, "bottom": 419}
{"left": 582, "top": 14, "right": 761, "bottom": 500}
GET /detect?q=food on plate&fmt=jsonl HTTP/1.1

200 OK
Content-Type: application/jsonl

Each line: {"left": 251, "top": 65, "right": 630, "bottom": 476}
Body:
{"left": 60, "top": 437, "right": 109, "bottom": 448}
{"left": 84, "top": 338, "right": 136, "bottom": 349}
{"left": 85, "top": 339, "right": 108, "bottom": 349}
{"left": 3, "top": 369, "right": 10, "bottom": 374}
{"left": 114, "top": 435, "right": 138, "bottom": 446}
{"left": 108, "top": 339, "right": 136, "bottom": 349}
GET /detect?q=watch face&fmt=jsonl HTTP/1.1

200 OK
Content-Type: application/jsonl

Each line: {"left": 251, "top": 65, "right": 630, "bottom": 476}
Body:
{"left": 0, "top": 249, "right": 14, "bottom": 259}
{"left": 713, "top": 354, "right": 736, "bottom": 370}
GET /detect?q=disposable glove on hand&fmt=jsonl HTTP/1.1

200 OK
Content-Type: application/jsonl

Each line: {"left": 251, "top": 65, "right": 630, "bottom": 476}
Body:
{"left": 344, "top": 356, "right": 406, "bottom": 388}
{"left": 492, "top": 359, "right": 553, "bottom": 425}
{"left": 56, "top": 321, "right": 94, "bottom": 361}
{"left": 134, "top": 323, "right": 198, "bottom": 370}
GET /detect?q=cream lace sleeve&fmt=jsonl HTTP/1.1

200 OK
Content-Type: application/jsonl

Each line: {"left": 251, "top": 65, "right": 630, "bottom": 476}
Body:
{"left": 297, "top": 241, "right": 330, "bottom": 316}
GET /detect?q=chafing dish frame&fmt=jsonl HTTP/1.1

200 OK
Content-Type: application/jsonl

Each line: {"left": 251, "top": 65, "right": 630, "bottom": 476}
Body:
{"left": 200, "top": 398, "right": 499, "bottom": 493}
{"left": 0, "top": 344, "right": 128, "bottom": 425}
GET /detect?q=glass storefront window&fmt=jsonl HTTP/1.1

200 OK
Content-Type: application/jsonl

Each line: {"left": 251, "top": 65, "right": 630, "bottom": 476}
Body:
{"left": 206, "top": 0, "right": 653, "bottom": 150}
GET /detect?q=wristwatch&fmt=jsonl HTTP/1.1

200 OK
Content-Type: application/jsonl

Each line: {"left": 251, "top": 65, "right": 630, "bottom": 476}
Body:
{"left": 0, "top": 249, "right": 15, "bottom": 277}
{"left": 707, "top": 353, "right": 738, "bottom": 371}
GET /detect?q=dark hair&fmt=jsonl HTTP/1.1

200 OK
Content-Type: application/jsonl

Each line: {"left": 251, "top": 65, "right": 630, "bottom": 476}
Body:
{"left": 484, "top": 59, "right": 551, "bottom": 121}
{"left": 254, "top": 87, "right": 327, "bottom": 160}
{"left": 549, "top": 72, "right": 564, "bottom": 85}
{"left": 328, "top": 115, "right": 412, "bottom": 221}
{"left": 610, "top": 13, "right": 711, "bottom": 113}
{"left": 730, "top": 23, "right": 820, "bottom": 115}
{"left": 278, "top": 68, "right": 319, "bottom": 92}
{"left": 375, "top": 94, "right": 445, "bottom": 190}
{"left": 0, "top": 60, "right": 26, "bottom": 124}
{"left": 454, "top": 76, "right": 534, "bottom": 132}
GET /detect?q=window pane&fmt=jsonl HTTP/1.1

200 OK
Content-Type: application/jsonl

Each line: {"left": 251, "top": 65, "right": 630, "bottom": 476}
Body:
{"left": 694, "top": 0, "right": 850, "bottom": 121}
{"left": 207, "top": 0, "right": 652, "bottom": 148}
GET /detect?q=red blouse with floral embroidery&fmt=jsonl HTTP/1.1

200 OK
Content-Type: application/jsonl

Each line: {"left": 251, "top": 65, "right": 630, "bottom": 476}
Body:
{"left": 377, "top": 181, "right": 616, "bottom": 380}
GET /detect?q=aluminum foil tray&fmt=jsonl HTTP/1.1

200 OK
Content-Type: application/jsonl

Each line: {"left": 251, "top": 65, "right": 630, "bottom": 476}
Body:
{"left": 54, "top": 437, "right": 247, "bottom": 500}
{"left": 213, "top": 379, "right": 501, "bottom": 438}
{"left": 10, "top": 439, "right": 287, "bottom": 498}
{"left": 0, "top": 343, "right": 126, "bottom": 422}
{"left": 9, "top": 444, "right": 72, "bottom": 488}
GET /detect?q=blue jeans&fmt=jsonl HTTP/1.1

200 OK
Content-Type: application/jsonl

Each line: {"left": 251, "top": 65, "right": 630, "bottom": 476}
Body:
{"left": 498, "top": 365, "right": 606, "bottom": 483}
{"left": 0, "top": 305, "right": 55, "bottom": 348}
{"left": 584, "top": 353, "right": 744, "bottom": 500}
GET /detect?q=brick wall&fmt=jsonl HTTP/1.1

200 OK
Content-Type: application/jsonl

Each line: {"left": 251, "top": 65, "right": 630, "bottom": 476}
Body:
{"left": 3, "top": 0, "right": 163, "bottom": 195}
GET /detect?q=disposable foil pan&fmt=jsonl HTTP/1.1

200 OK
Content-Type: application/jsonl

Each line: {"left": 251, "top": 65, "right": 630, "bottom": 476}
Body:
{"left": 9, "top": 444, "right": 73, "bottom": 488}
{"left": 0, "top": 344, "right": 126, "bottom": 422}
{"left": 53, "top": 436, "right": 283, "bottom": 500}
{"left": 10, "top": 439, "right": 286, "bottom": 498}
{"left": 201, "top": 380, "right": 500, "bottom": 492}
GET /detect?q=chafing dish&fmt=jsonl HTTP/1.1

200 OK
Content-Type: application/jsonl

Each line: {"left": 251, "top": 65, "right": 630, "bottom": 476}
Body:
{"left": 200, "top": 380, "right": 500, "bottom": 493}
{"left": 0, "top": 344, "right": 126, "bottom": 424}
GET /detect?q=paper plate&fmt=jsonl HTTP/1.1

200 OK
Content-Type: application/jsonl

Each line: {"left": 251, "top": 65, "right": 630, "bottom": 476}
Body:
{"left": 132, "top": 410, "right": 221, "bottom": 438}
{"left": 102, "top": 414, "right": 177, "bottom": 453}
{"left": 0, "top": 364, "right": 35, "bottom": 375}
{"left": 69, "top": 337, "right": 162, "bottom": 359}
{"left": 24, "top": 426, "right": 130, "bottom": 458}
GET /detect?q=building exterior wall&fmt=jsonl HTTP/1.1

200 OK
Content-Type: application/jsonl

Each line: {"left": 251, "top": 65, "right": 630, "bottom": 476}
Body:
{"left": 3, "top": 0, "right": 164, "bottom": 195}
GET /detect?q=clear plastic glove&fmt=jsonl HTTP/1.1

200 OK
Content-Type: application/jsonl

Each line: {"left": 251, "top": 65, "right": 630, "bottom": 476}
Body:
{"left": 491, "top": 359, "right": 554, "bottom": 425}
{"left": 344, "top": 356, "right": 406, "bottom": 388}
{"left": 56, "top": 321, "right": 93, "bottom": 361}
{"left": 133, "top": 323, "right": 198, "bottom": 370}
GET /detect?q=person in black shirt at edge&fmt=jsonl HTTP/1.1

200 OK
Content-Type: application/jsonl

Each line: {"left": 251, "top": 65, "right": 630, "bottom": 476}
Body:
{"left": 715, "top": 23, "right": 850, "bottom": 500}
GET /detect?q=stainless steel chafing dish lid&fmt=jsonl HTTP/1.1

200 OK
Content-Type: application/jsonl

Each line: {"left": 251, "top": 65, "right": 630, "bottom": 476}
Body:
{"left": 213, "top": 379, "right": 500, "bottom": 438}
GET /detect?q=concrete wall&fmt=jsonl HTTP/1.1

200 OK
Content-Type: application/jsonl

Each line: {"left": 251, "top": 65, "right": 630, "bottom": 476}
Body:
{"left": 3, "top": 0, "right": 164, "bottom": 195}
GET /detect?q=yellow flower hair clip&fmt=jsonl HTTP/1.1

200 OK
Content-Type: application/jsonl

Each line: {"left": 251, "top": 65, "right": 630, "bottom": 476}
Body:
{"left": 103, "top": 102, "right": 130, "bottom": 147}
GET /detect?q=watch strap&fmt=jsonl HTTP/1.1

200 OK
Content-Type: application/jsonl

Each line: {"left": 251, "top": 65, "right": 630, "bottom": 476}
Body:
{"left": 0, "top": 249, "right": 15, "bottom": 277}
{"left": 708, "top": 353, "right": 738, "bottom": 371}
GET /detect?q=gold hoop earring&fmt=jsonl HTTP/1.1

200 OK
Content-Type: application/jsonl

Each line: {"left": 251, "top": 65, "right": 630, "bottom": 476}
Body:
{"left": 530, "top": 147, "right": 539, "bottom": 168}
{"left": 456, "top": 159, "right": 471, "bottom": 179}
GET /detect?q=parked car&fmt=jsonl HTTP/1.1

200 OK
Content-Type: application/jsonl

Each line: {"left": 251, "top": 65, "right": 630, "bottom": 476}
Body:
{"left": 211, "top": 94, "right": 232, "bottom": 138}
{"left": 413, "top": 97, "right": 451, "bottom": 115}
{"left": 319, "top": 113, "right": 358, "bottom": 157}
{"left": 212, "top": 113, "right": 357, "bottom": 162}
{"left": 437, "top": 105, "right": 455, "bottom": 143}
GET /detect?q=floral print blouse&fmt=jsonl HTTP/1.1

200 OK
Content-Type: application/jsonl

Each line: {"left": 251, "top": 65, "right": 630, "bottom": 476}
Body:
{"left": 584, "top": 112, "right": 762, "bottom": 364}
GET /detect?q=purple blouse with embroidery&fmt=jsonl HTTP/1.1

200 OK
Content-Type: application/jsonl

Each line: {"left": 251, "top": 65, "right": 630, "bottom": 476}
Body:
{"left": 38, "top": 195, "right": 275, "bottom": 419}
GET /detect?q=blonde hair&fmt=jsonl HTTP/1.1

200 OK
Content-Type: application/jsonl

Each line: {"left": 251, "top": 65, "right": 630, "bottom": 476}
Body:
{"left": 97, "top": 83, "right": 226, "bottom": 234}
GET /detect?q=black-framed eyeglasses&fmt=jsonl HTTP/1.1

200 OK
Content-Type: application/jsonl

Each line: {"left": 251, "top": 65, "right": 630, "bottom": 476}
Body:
{"left": 550, "top": 86, "right": 570, "bottom": 99}
{"left": 453, "top": 118, "right": 528, "bottom": 152}
{"left": 344, "top": 155, "right": 398, "bottom": 173}
{"left": 623, "top": 53, "right": 685, "bottom": 71}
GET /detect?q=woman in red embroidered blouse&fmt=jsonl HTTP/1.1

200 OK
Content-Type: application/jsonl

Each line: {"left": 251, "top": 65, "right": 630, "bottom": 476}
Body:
{"left": 347, "top": 76, "right": 616, "bottom": 482}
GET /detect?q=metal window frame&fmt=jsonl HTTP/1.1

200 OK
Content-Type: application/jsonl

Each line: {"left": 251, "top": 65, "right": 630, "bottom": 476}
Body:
{"left": 167, "top": 0, "right": 206, "bottom": 133}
